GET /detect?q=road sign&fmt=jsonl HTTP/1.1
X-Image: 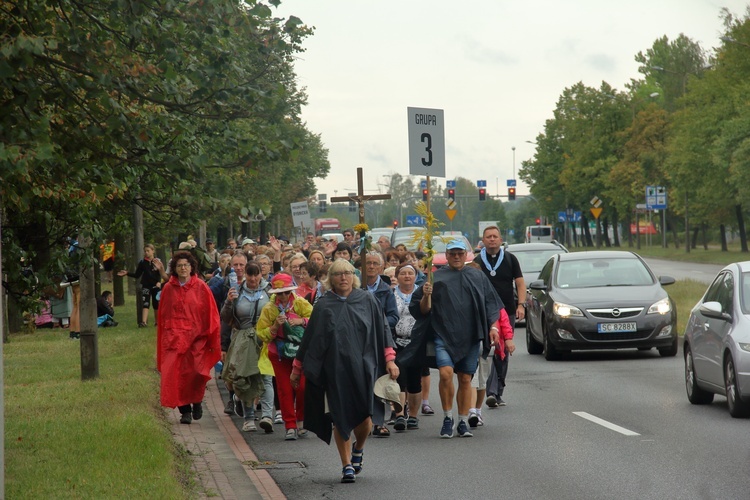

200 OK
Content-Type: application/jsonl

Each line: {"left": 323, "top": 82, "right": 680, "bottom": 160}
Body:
{"left": 507, "top": 179, "right": 516, "bottom": 187}
{"left": 476, "top": 180, "right": 487, "bottom": 188}
{"left": 445, "top": 209, "right": 457, "bottom": 221}
{"left": 420, "top": 180, "right": 427, "bottom": 189}
{"left": 445, "top": 199, "right": 457, "bottom": 210}
{"left": 408, "top": 107, "right": 445, "bottom": 177}
{"left": 590, "top": 207, "right": 602, "bottom": 219}
{"left": 646, "top": 185, "right": 667, "bottom": 210}
{"left": 558, "top": 211, "right": 566, "bottom": 223}
{"left": 573, "top": 211, "right": 581, "bottom": 222}
{"left": 406, "top": 215, "right": 425, "bottom": 226}
{"left": 590, "top": 196, "right": 602, "bottom": 208}
{"left": 290, "top": 201, "right": 312, "bottom": 230}
{"left": 446, "top": 180, "right": 456, "bottom": 188}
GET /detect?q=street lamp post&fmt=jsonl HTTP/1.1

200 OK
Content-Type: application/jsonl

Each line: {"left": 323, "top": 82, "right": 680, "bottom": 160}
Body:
{"left": 512, "top": 146, "right": 516, "bottom": 181}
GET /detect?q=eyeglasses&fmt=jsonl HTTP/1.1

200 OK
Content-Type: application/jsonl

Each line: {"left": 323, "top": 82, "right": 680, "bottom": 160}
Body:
{"left": 330, "top": 271, "right": 354, "bottom": 278}
{"left": 176, "top": 263, "right": 191, "bottom": 268}
{"left": 447, "top": 251, "right": 466, "bottom": 257}
{"left": 276, "top": 291, "right": 291, "bottom": 295}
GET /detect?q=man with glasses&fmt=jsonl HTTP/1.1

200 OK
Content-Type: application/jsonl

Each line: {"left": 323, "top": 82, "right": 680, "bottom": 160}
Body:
{"left": 398, "top": 239, "right": 501, "bottom": 438}
{"left": 209, "top": 252, "right": 248, "bottom": 416}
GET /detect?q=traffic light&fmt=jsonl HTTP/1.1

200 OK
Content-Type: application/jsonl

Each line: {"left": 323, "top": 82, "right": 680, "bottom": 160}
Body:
{"left": 422, "top": 189, "right": 428, "bottom": 201}
{"left": 319, "top": 200, "right": 327, "bottom": 213}
{"left": 448, "top": 188, "right": 455, "bottom": 201}
{"left": 479, "top": 188, "right": 486, "bottom": 201}
{"left": 508, "top": 187, "right": 516, "bottom": 201}
{"left": 536, "top": 217, "right": 541, "bottom": 224}
{"left": 393, "top": 219, "right": 399, "bottom": 229}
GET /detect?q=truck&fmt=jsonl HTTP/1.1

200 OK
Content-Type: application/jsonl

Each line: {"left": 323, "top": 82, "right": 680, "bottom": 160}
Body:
{"left": 314, "top": 218, "right": 341, "bottom": 236}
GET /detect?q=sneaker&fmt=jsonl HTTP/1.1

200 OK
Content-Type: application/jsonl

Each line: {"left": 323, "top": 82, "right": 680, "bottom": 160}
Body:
{"left": 497, "top": 397, "right": 507, "bottom": 406}
{"left": 406, "top": 416, "right": 419, "bottom": 430}
{"left": 393, "top": 415, "right": 407, "bottom": 431}
{"left": 440, "top": 416, "right": 454, "bottom": 439}
{"left": 242, "top": 420, "right": 257, "bottom": 432}
{"left": 486, "top": 395, "right": 498, "bottom": 408}
{"left": 180, "top": 412, "right": 192, "bottom": 425}
{"left": 192, "top": 403, "right": 203, "bottom": 421}
{"left": 233, "top": 396, "right": 244, "bottom": 418}
{"left": 468, "top": 411, "right": 479, "bottom": 428}
{"left": 285, "top": 428, "right": 298, "bottom": 441}
{"left": 224, "top": 398, "right": 235, "bottom": 415}
{"left": 476, "top": 413, "right": 484, "bottom": 426}
{"left": 274, "top": 411, "right": 283, "bottom": 424}
{"left": 457, "top": 419, "right": 473, "bottom": 437}
{"left": 258, "top": 416, "right": 274, "bottom": 433}
{"left": 421, "top": 403, "right": 435, "bottom": 415}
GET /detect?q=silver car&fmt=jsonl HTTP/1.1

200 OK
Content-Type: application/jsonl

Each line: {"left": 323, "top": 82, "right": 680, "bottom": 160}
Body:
{"left": 683, "top": 262, "right": 750, "bottom": 418}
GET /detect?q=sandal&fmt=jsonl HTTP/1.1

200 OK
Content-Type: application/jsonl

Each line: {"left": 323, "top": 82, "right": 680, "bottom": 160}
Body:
{"left": 351, "top": 443, "right": 364, "bottom": 474}
{"left": 421, "top": 403, "right": 435, "bottom": 415}
{"left": 371, "top": 425, "right": 390, "bottom": 437}
{"left": 341, "top": 464, "right": 356, "bottom": 483}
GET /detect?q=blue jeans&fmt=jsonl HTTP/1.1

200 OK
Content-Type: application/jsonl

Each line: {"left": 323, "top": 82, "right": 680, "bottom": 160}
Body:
{"left": 434, "top": 334, "right": 480, "bottom": 375}
{"left": 243, "top": 375, "right": 274, "bottom": 421}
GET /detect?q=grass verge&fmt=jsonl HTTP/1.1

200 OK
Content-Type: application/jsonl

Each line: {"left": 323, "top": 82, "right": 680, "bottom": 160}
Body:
{"left": 570, "top": 240, "right": 750, "bottom": 266}
{"left": 4, "top": 295, "right": 199, "bottom": 499}
{"left": 667, "top": 279, "right": 706, "bottom": 336}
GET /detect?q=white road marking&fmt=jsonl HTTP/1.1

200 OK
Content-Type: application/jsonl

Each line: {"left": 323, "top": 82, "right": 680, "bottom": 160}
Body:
{"left": 573, "top": 412, "right": 640, "bottom": 436}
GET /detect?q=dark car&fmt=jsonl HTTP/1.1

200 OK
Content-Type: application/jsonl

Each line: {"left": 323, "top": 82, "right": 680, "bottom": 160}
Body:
{"left": 683, "top": 262, "right": 750, "bottom": 418}
{"left": 506, "top": 241, "right": 569, "bottom": 326}
{"left": 525, "top": 251, "right": 677, "bottom": 360}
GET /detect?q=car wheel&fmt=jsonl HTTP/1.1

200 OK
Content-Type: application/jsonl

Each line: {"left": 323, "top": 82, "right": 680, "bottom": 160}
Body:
{"left": 724, "top": 355, "right": 750, "bottom": 418}
{"left": 658, "top": 337, "right": 678, "bottom": 357}
{"left": 685, "top": 345, "right": 713, "bottom": 405}
{"left": 526, "top": 321, "right": 543, "bottom": 355}
{"left": 542, "top": 319, "right": 560, "bottom": 361}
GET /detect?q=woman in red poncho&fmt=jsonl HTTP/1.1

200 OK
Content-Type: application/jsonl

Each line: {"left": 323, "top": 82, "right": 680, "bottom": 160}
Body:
{"left": 158, "top": 251, "right": 221, "bottom": 424}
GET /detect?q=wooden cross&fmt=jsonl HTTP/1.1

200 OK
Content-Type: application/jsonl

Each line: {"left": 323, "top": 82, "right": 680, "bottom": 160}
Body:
{"left": 330, "top": 167, "right": 391, "bottom": 288}
{"left": 329, "top": 167, "right": 391, "bottom": 225}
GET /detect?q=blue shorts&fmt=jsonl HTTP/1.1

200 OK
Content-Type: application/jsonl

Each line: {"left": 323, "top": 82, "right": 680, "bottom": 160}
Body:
{"left": 434, "top": 335, "right": 480, "bottom": 375}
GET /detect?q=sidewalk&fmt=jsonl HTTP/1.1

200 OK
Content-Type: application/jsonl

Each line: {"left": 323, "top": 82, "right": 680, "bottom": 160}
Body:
{"left": 168, "top": 373, "right": 286, "bottom": 499}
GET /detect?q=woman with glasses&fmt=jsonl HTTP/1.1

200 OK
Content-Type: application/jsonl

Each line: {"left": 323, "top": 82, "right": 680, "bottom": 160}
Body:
{"left": 290, "top": 259, "right": 399, "bottom": 484}
{"left": 157, "top": 251, "right": 221, "bottom": 425}
{"left": 257, "top": 273, "right": 313, "bottom": 440}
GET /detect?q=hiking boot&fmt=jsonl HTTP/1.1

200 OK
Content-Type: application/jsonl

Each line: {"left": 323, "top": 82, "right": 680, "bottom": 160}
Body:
{"left": 192, "top": 403, "right": 203, "bottom": 421}
{"left": 224, "top": 398, "right": 235, "bottom": 415}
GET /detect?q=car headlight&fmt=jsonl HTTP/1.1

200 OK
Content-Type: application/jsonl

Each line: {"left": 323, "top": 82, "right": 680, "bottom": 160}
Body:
{"left": 739, "top": 343, "right": 750, "bottom": 353}
{"left": 647, "top": 297, "right": 671, "bottom": 315}
{"left": 554, "top": 302, "right": 583, "bottom": 318}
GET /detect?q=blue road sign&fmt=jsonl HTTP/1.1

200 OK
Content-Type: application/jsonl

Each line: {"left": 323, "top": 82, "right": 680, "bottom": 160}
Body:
{"left": 558, "top": 211, "right": 566, "bottom": 223}
{"left": 507, "top": 179, "right": 516, "bottom": 187}
{"left": 477, "top": 180, "right": 487, "bottom": 188}
{"left": 406, "top": 215, "right": 426, "bottom": 226}
{"left": 446, "top": 180, "right": 456, "bottom": 188}
{"left": 646, "top": 185, "right": 667, "bottom": 210}
{"left": 420, "top": 180, "right": 427, "bottom": 189}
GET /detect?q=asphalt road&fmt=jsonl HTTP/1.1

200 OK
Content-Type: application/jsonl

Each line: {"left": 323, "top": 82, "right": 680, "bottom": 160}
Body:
{"left": 642, "top": 257, "right": 724, "bottom": 285}
{"left": 229, "top": 331, "right": 749, "bottom": 499}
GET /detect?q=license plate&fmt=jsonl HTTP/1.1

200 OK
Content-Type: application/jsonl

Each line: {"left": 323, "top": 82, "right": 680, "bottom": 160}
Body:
{"left": 597, "top": 322, "right": 637, "bottom": 333}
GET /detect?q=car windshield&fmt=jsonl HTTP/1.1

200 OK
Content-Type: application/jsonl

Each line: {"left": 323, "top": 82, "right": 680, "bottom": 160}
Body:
{"left": 555, "top": 258, "right": 654, "bottom": 289}
{"left": 513, "top": 249, "right": 565, "bottom": 273}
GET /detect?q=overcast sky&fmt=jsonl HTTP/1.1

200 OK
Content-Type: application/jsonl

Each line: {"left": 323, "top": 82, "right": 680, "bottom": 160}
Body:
{"left": 276, "top": 0, "right": 747, "bottom": 200}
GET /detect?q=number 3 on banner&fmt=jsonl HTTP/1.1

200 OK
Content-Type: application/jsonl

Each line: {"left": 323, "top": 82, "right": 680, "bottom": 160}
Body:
{"left": 421, "top": 133, "right": 433, "bottom": 166}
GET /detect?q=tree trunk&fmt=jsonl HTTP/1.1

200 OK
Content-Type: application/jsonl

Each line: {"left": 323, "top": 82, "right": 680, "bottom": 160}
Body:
{"left": 133, "top": 197, "right": 145, "bottom": 324}
{"left": 113, "top": 232, "right": 126, "bottom": 307}
{"left": 701, "top": 223, "right": 708, "bottom": 250}
{"left": 625, "top": 212, "right": 633, "bottom": 247}
{"left": 720, "top": 224, "right": 728, "bottom": 251}
{"left": 736, "top": 204, "right": 748, "bottom": 252}
{"left": 669, "top": 213, "right": 680, "bottom": 249}
{"left": 602, "top": 217, "right": 611, "bottom": 247}
{"left": 691, "top": 226, "right": 699, "bottom": 249}
{"left": 581, "top": 215, "right": 593, "bottom": 247}
{"left": 78, "top": 257, "right": 99, "bottom": 380}
{"left": 612, "top": 211, "right": 621, "bottom": 247}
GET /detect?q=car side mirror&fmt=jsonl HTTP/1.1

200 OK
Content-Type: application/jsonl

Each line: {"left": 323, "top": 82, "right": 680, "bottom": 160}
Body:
{"left": 699, "top": 301, "right": 733, "bottom": 323}
{"left": 658, "top": 276, "right": 676, "bottom": 286}
{"left": 529, "top": 280, "right": 547, "bottom": 291}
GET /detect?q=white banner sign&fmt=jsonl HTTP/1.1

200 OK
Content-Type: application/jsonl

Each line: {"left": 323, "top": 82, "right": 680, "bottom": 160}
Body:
{"left": 407, "top": 107, "right": 445, "bottom": 177}
{"left": 290, "top": 201, "right": 312, "bottom": 230}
